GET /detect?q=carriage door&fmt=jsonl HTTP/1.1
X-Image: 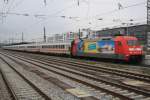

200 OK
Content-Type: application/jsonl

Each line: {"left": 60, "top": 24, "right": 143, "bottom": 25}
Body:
{"left": 115, "top": 41, "right": 123, "bottom": 54}
{"left": 71, "top": 41, "right": 77, "bottom": 56}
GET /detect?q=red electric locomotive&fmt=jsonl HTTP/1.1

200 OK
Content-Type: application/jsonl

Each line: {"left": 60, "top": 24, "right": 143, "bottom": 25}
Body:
{"left": 71, "top": 36, "right": 143, "bottom": 62}
{"left": 114, "top": 36, "right": 143, "bottom": 61}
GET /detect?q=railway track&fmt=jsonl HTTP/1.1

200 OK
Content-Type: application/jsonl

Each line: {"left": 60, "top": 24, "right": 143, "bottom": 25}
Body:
{"left": 0, "top": 56, "right": 49, "bottom": 100}
{"left": 27, "top": 56, "right": 150, "bottom": 92}
{"left": 6, "top": 50, "right": 150, "bottom": 83}
{"left": 0, "top": 52, "right": 99, "bottom": 100}
{"left": 1, "top": 51, "right": 150, "bottom": 100}
{"left": 0, "top": 66, "right": 13, "bottom": 100}
{"left": 22, "top": 52, "right": 150, "bottom": 83}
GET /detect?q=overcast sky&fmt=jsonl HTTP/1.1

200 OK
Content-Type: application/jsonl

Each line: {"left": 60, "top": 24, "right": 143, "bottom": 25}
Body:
{"left": 0, "top": 0, "right": 147, "bottom": 42}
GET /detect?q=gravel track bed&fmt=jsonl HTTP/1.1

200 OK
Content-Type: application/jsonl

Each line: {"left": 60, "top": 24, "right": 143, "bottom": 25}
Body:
{"left": 1, "top": 50, "right": 150, "bottom": 100}
{"left": 14, "top": 51, "right": 150, "bottom": 79}
{"left": 11, "top": 54, "right": 149, "bottom": 100}
{"left": 32, "top": 56, "right": 150, "bottom": 83}
{"left": 27, "top": 52, "right": 150, "bottom": 75}
{"left": 0, "top": 54, "right": 81, "bottom": 100}
{"left": 12, "top": 55, "right": 116, "bottom": 100}
{"left": 9, "top": 52, "right": 150, "bottom": 93}
{"left": 5, "top": 51, "right": 149, "bottom": 83}
{"left": 0, "top": 64, "right": 12, "bottom": 100}
{"left": 0, "top": 57, "right": 44, "bottom": 100}
{"left": 4, "top": 50, "right": 150, "bottom": 75}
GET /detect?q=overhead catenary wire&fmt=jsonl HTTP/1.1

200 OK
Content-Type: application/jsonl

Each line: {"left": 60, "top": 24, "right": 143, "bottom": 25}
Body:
{"left": 0, "top": 0, "right": 12, "bottom": 23}
{"left": 1, "top": 0, "right": 25, "bottom": 23}
{"left": 5, "top": 0, "right": 15, "bottom": 14}
{"left": 75, "top": 1, "right": 147, "bottom": 29}
{"left": 23, "top": 1, "right": 76, "bottom": 32}
{"left": 26, "top": 1, "right": 146, "bottom": 30}
{"left": 22, "top": 0, "right": 147, "bottom": 39}
{"left": 92, "top": 1, "right": 146, "bottom": 20}
{"left": 4, "top": 0, "right": 8, "bottom": 4}
{"left": 44, "top": 0, "right": 47, "bottom": 6}
{"left": 0, "top": 0, "right": 147, "bottom": 41}
{"left": 8, "top": 0, "right": 25, "bottom": 13}
{"left": 1, "top": 1, "right": 146, "bottom": 22}
{"left": 1, "top": 0, "right": 15, "bottom": 23}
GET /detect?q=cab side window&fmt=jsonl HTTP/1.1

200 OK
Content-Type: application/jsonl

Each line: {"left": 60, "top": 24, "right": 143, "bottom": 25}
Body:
{"left": 118, "top": 41, "right": 122, "bottom": 46}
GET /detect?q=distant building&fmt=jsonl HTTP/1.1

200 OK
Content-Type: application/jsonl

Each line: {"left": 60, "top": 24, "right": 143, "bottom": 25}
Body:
{"left": 96, "top": 24, "right": 150, "bottom": 45}
{"left": 47, "top": 32, "right": 79, "bottom": 43}
{"left": 95, "top": 24, "right": 150, "bottom": 51}
{"left": 47, "top": 36, "right": 55, "bottom": 43}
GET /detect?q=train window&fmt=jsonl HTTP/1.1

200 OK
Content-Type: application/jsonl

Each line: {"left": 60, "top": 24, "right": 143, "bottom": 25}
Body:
{"left": 69, "top": 47, "right": 71, "bottom": 51}
{"left": 118, "top": 42, "right": 122, "bottom": 46}
{"left": 62, "top": 45, "right": 64, "bottom": 49}
{"left": 42, "top": 45, "right": 47, "bottom": 48}
{"left": 127, "top": 40, "right": 139, "bottom": 46}
{"left": 102, "top": 38, "right": 112, "bottom": 40}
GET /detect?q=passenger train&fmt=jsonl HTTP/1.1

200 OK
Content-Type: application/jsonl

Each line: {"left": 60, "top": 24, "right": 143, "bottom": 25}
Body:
{"left": 3, "top": 36, "right": 144, "bottom": 62}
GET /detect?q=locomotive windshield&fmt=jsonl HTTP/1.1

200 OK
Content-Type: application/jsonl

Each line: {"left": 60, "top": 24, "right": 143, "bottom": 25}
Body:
{"left": 127, "top": 40, "right": 139, "bottom": 46}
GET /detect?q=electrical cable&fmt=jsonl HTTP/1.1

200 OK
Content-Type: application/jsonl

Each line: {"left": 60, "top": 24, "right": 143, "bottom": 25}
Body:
{"left": 76, "top": 1, "right": 147, "bottom": 29}
{"left": 23, "top": 1, "right": 76, "bottom": 32}
{"left": 91, "top": 1, "right": 146, "bottom": 20}
{"left": 9, "top": 0, "right": 25, "bottom": 12}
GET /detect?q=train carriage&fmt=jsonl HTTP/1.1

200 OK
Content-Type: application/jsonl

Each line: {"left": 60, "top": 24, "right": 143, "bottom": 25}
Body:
{"left": 39, "top": 42, "right": 71, "bottom": 55}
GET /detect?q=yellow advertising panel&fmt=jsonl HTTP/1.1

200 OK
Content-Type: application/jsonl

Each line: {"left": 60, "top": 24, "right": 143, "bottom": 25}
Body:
{"left": 84, "top": 41, "right": 98, "bottom": 53}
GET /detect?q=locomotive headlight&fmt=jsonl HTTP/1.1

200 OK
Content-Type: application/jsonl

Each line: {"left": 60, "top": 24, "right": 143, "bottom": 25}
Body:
{"left": 136, "top": 48, "right": 142, "bottom": 51}
{"left": 129, "top": 48, "right": 134, "bottom": 51}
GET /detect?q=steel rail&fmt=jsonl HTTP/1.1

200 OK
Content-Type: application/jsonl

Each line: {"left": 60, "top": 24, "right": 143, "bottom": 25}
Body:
{"left": 0, "top": 55, "right": 51, "bottom": 100}
{"left": 1, "top": 52, "right": 148, "bottom": 100}
{"left": 0, "top": 65, "right": 18, "bottom": 100}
